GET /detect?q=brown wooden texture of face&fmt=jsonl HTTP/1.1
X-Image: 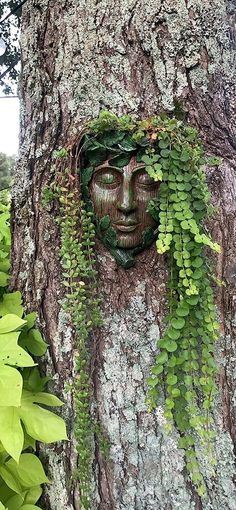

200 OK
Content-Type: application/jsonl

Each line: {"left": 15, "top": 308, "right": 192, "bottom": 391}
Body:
{"left": 89, "top": 156, "right": 160, "bottom": 249}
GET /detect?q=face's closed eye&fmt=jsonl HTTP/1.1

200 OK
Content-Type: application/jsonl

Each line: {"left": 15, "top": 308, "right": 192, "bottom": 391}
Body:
{"left": 135, "top": 169, "right": 156, "bottom": 187}
{"left": 94, "top": 168, "right": 121, "bottom": 189}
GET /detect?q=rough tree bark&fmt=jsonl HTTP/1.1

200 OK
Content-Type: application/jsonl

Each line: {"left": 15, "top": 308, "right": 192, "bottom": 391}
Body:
{"left": 12, "top": 1, "right": 236, "bottom": 509}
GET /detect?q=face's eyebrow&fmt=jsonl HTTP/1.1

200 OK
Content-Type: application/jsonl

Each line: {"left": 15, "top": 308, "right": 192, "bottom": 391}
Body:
{"left": 131, "top": 164, "right": 146, "bottom": 173}
{"left": 94, "top": 164, "right": 123, "bottom": 174}
{"left": 94, "top": 161, "right": 146, "bottom": 174}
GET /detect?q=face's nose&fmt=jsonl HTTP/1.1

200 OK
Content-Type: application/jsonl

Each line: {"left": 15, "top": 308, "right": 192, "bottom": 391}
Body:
{"left": 117, "top": 177, "right": 137, "bottom": 213}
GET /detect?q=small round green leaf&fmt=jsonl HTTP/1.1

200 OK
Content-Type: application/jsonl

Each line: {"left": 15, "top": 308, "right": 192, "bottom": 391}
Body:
{"left": 167, "top": 374, "right": 177, "bottom": 385}
{"left": 192, "top": 257, "right": 203, "bottom": 268}
{"left": 167, "top": 328, "right": 181, "bottom": 340}
{"left": 192, "top": 269, "right": 203, "bottom": 280}
{"left": 186, "top": 296, "right": 199, "bottom": 306}
{"left": 156, "top": 351, "right": 168, "bottom": 364}
{"left": 163, "top": 339, "right": 178, "bottom": 352}
{"left": 181, "top": 220, "right": 189, "bottom": 230}
{"left": 176, "top": 304, "right": 190, "bottom": 317}
{"left": 151, "top": 365, "right": 164, "bottom": 376}
{"left": 147, "top": 377, "right": 159, "bottom": 388}
{"left": 165, "top": 398, "right": 175, "bottom": 409}
{"left": 171, "top": 388, "right": 181, "bottom": 398}
{"left": 171, "top": 318, "right": 185, "bottom": 330}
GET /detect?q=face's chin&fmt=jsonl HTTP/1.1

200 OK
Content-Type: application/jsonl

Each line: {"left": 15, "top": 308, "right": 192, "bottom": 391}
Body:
{"left": 112, "top": 222, "right": 139, "bottom": 248}
{"left": 113, "top": 225, "right": 150, "bottom": 249}
{"left": 116, "top": 234, "right": 140, "bottom": 249}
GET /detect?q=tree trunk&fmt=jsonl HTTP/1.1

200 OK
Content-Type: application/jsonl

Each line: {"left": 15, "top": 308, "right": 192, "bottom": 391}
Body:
{"left": 12, "top": 1, "right": 236, "bottom": 509}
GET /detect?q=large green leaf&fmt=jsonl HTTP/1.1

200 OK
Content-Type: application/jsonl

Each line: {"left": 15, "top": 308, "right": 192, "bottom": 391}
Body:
{"left": 19, "top": 391, "right": 67, "bottom": 444}
{"left": 0, "top": 211, "right": 10, "bottom": 231}
{"left": 103, "top": 227, "right": 117, "bottom": 248}
{"left": 5, "top": 493, "right": 24, "bottom": 510}
{"left": 81, "top": 167, "right": 94, "bottom": 186}
{"left": 5, "top": 454, "right": 49, "bottom": 489}
{"left": 0, "top": 259, "right": 10, "bottom": 274}
{"left": 22, "top": 486, "right": 42, "bottom": 506}
{"left": 0, "top": 456, "right": 46, "bottom": 510}
{"left": 0, "top": 364, "right": 22, "bottom": 407}
{"left": 0, "top": 332, "right": 35, "bottom": 367}
{"left": 23, "top": 432, "right": 36, "bottom": 452}
{"left": 21, "top": 506, "right": 41, "bottom": 509}
{"left": 86, "top": 148, "right": 106, "bottom": 166}
{"left": 0, "top": 464, "right": 22, "bottom": 494}
{"left": 118, "top": 135, "right": 136, "bottom": 151}
{"left": 0, "top": 272, "right": 9, "bottom": 287}
{"left": 0, "top": 389, "right": 67, "bottom": 462}
{"left": 2, "top": 486, "right": 42, "bottom": 510}
{"left": 0, "top": 316, "right": 26, "bottom": 334}
{"left": 23, "top": 314, "right": 37, "bottom": 332}
{"left": 21, "top": 391, "right": 63, "bottom": 408}
{"left": 97, "top": 130, "right": 125, "bottom": 148}
{"left": 109, "top": 153, "right": 130, "bottom": 168}
{"left": 0, "top": 407, "right": 24, "bottom": 462}
{"left": 18, "top": 330, "right": 47, "bottom": 357}
{"left": 22, "top": 368, "right": 49, "bottom": 393}
{"left": 0, "top": 293, "right": 23, "bottom": 318}
{"left": 0, "top": 477, "right": 14, "bottom": 502}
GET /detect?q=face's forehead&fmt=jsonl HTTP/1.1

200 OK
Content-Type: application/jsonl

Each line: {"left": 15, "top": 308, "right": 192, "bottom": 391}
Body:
{"left": 96, "top": 155, "right": 144, "bottom": 176}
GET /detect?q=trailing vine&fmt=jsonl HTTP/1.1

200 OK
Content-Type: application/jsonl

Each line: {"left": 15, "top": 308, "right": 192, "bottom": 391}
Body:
{"left": 50, "top": 110, "right": 221, "bottom": 504}
{"left": 0, "top": 191, "right": 67, "bottom": 510}
{"left": 50, "top": 154, "right": 102, "bottom": 509}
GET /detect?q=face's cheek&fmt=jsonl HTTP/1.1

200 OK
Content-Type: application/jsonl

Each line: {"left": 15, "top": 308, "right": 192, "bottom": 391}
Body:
{"left": 89, "top": 183, "right": 119, "bottom": 222}
{"left": 135, "top": 189, "right": 159, "bottom": 230}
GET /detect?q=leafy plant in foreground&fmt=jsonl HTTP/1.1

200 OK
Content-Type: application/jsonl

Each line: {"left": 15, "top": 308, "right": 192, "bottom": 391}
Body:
{"left": 0, "top": 191, "right": 67, "bottom": 510}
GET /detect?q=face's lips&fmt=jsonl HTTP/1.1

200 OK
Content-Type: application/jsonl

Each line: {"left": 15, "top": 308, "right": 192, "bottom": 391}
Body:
{"left": 113, "top": 221, "right": 139, "bottom": 233}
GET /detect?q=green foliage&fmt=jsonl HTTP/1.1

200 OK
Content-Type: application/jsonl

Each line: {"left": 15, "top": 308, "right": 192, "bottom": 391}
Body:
{"left": 53, "top": 167, "right": 102, "bottom": 510}
{"left": 53, "top": 148, "right": 68, "bottom": 159}
{"left": 49, "top": 112, "right": 221, "bottom": 502}
{"left": 141, "top": 153, "right": 163, "bottom": 181}
{"left": 102, "top": 226, "right": 117, "bottom": 249}
{"left": 0, "top": 153, "right": 15, "bottom": 191}
{"left": 41, "top": 185, "right": 55, "bottom": 208}
{"left": 99, "top": 215, "right": 110, "bottom": 230}
{"left": 0, "top": 193, "right": 10, "bottom": 294}
{"left": 133, "top": 117, "right": 219, "bottom": 495}
{"left": 82, "top": 112, "right": 222, "bottom": 497}
{"left": 0, "top": 191, "right": 67, "bottom": 510}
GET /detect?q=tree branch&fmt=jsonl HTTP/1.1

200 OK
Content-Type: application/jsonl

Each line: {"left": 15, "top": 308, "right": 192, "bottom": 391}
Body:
{"left": 0, "top": 0, "right": 28, "bottom": 25}
{"left": 0, "top": 61, "right": 17, "bottom": 80}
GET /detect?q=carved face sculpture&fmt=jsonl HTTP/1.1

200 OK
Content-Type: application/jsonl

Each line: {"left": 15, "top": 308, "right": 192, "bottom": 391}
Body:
{"left": 89, "top": 156, "right": 160, "bottom": 249}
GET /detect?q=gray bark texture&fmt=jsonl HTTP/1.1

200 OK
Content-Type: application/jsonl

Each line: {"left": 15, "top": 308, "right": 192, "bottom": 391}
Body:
{"left": 12, "top": 1, "right": 236, "bottom": 509}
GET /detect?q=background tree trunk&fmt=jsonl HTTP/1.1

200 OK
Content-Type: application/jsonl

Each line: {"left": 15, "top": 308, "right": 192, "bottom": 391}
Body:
{"left": 12, "top": 1, "right": 236, "bottom": 509}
